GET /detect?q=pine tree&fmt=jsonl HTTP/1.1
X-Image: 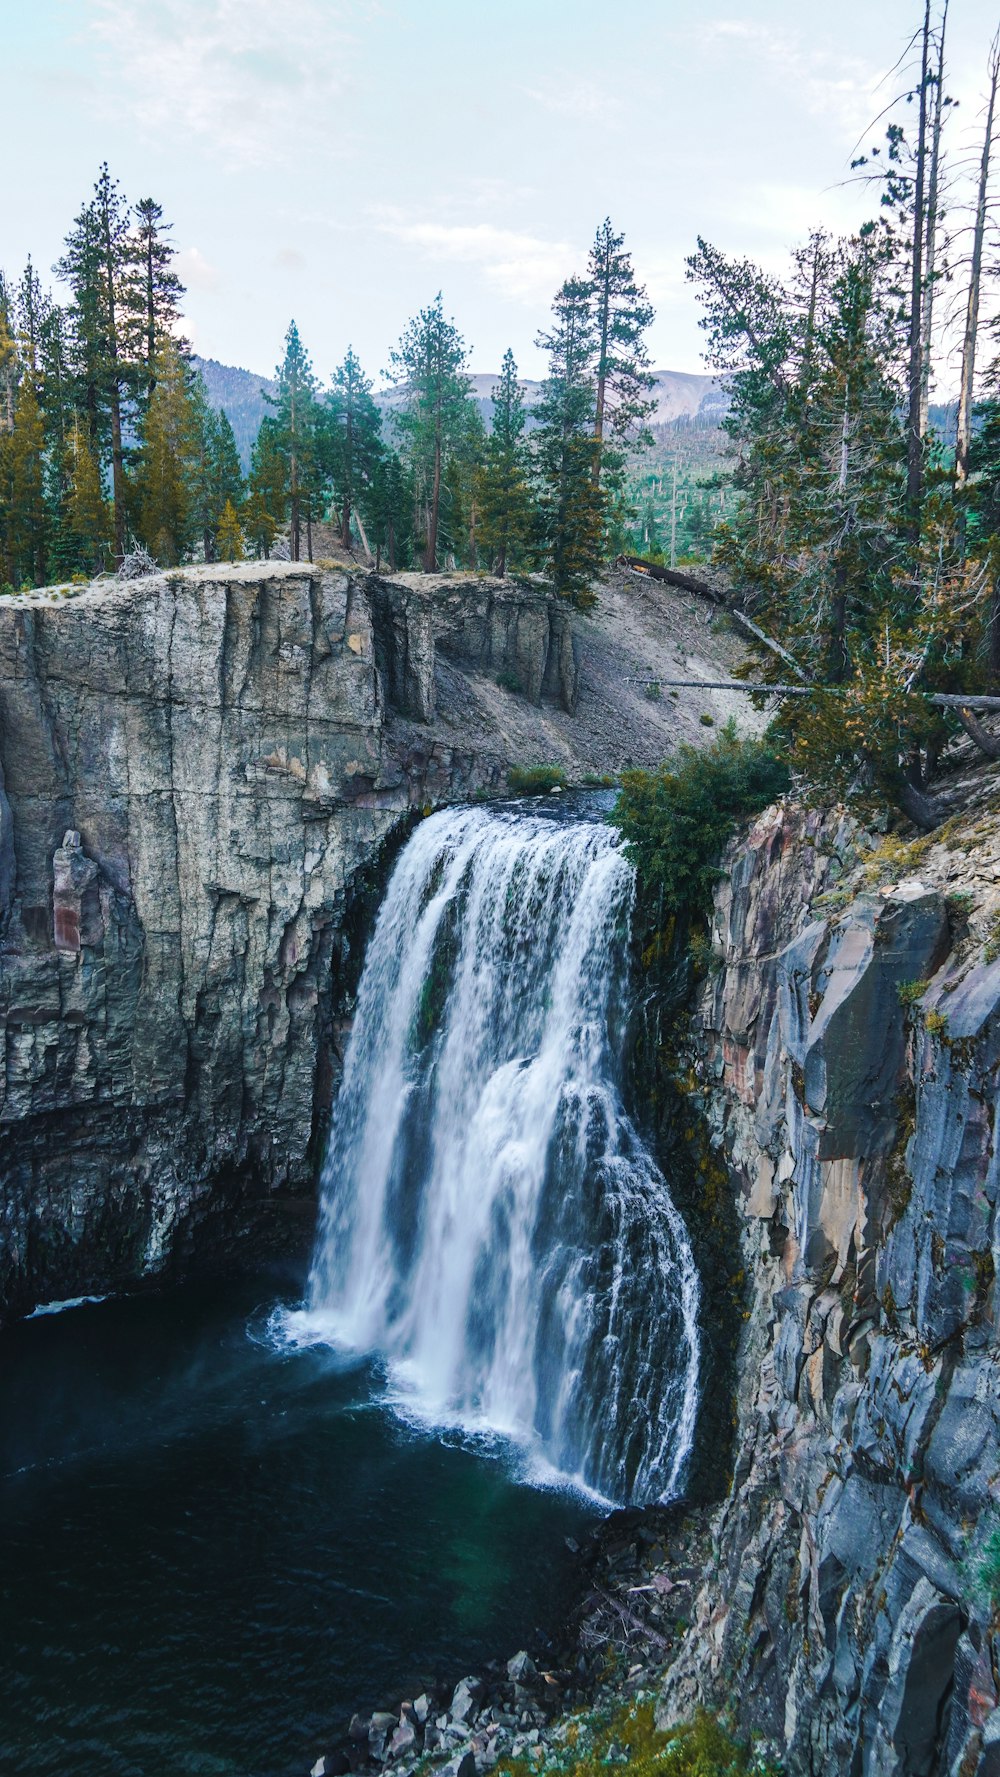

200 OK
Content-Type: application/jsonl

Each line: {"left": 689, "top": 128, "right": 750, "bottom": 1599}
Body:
{"left": 0, "top": 273, "right": 15, "bottom": 435}
{"left": 533, "top": 277, "right": 606, "bottom": 608}
{"left": 56, "top": 166, "right": 135, "bottom": 559}
{"left": 245, "top": 416, "right": 285, "bottom": 558}
{"left": 268, "top": 321, "right": 321, "bottom": 560}
{"left": 216, "top": 498, "right": 244, "bottom": 562}
{"left": 64, "top": 417, "right": 111, "bottom": 574}
{"left": 326, "top": 347, "right": 382, "bottom": 549}
{"left": 587, "top": 219, "right": 656, "bottom": 489}
{"left": 388, "top": 294, "right": 473, "bottom": 571}
{"left": 478, "top": 349, "right": 536, "bottom": 576}
{"left": 8, "top": 373, "right": 47, "bottom": 585}
{"left": 134, "top": 341, "right": 199, "bottom": 564}
{"left": 368, "top": 448, "right": 411, "bottom": 572}
{"left": 130, "top": 198, "right": 188, "bottom": 398}
{"left": 190, "top": 387, "right": 245, "bottom": 560}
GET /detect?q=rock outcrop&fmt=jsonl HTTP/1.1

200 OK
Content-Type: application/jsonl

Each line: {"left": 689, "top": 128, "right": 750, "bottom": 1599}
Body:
{"left": 659, "top": 804, "right": 1000, "bottom": 1776}
{"left": 1, "top": 562, "right": 582, "bottom": 1322}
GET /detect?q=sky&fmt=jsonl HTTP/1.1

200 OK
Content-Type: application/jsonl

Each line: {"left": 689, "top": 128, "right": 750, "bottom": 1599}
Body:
{"left": 5, "top": 0, "right": 999, "bottom": 384}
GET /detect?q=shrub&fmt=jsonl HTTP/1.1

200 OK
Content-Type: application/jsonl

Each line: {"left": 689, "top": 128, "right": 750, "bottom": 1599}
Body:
{"left": 496, "top": 669, "right": 522, "bottom": 694}
{"left": 497, "top": 1700, "right": 781, "bottom": 1777}
{"left": 700, "top": 711, "right": 715, "bottom": 726}
{"left": 612, "top": 721, "right": 790, "bottom": 917}
{"left": 645, "top": 680, "right": 662, "bottom": 701}
{"left": 508, "top": 764, "right": 567, "bottom": 794}
{"left": 897, "top": 979, "right": 929, "bottom": 1007}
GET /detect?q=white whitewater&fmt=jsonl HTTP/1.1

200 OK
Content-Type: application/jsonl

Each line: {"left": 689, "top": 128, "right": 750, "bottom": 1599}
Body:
{"left": 302, "top": 804, "right": 700, "bottom": 1505}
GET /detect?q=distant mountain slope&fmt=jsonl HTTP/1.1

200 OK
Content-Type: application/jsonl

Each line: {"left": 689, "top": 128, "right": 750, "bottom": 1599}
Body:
{"left": 193, "top": 356, "right": 723, "bottom": 467}
{"left": 192, "top": 356, "right": 276, "bottom": 467}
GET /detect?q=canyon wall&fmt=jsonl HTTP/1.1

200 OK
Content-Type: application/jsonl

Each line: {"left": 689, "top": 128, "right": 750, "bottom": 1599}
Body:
{"left": 0, "top": 562, "right": 551, "bottom": 1323}
{"left": 660, "top": 804, "right": 1000, "bottom": 1777}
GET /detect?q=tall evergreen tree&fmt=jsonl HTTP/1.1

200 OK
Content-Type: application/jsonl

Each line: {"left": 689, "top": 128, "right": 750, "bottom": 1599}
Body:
{"left": 268, "top": 322, "right": 321, "bottom": 559}
{"left": 133, "top": 341, "right": 199, "bottom": 564}
{"left": 478, "top": 349, "right": 535, "bottom": 576}
{"left": 368, "top": 448, "right": 411, "bottom": 573}
{"left": 533, "top": 277, "right": 606, "bottom": 607}
{"left": 56, "top": 166, "right": 135, "bottom": 559}
{"left": 587, "top": 219, "right": 656, "bottom": 487}
{"left": 7, "top": 374, "right": 47, "bottom": 585}
{"left": 130, "top": 198, "right": 187, "bottom": 398}
{"left": 326, "top": 347, "right": 382, "bottom": 548}
{"left": 388, "top": 294, "right": 473, "bottom": 571}
{"left": 245, "top": 417, "right": 285, "bottom": 558}
{"left": 64, "top": 417, "right": 111, "bottom": 574}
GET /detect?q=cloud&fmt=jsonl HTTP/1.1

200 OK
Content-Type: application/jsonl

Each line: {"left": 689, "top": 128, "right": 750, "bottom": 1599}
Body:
{"left": 521, "top": 77, "right": 622, "bottom": 126}
{"left": 175, "top": 246, "right": 219, "bottom": 290}
{"left": 86, "top": 0, "right": 363, "bottom": 166}
{"left": 695, "top": 20, "right": 880, "bottom": 139}
{"left": 274, "top": 247, "right": 306, "bottom": 270}
{"left": 372, "top": 214, "right": 577, "bottom": 305}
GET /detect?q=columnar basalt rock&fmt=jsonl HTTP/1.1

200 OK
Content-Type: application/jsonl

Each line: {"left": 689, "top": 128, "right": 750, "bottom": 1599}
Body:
{"left": 658, "top": 804, "right": 1000, "bottom": 1777}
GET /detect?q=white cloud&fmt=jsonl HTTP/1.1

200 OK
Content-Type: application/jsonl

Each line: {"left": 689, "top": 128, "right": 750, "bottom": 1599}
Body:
{"left": 372, "top": 214, "right": 577, "bottom": 305}
{"left": 174, "top": 246, "right": 219, "bottom": 290}
{"left": 86, "top": 0, "right": 363, "bottom": 166}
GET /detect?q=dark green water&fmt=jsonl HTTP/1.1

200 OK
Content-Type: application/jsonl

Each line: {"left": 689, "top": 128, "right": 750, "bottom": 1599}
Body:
{"left": 0, "top": 1270, "right": 592, "bottom": 1777}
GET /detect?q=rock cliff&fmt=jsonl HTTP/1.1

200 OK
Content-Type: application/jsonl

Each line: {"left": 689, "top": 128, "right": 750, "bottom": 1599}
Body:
{"left": 659, "top": 800, "right": 1000, "bottom": 1777}
{"left": 0, "top": 556, "right": 754, "bottom": 1324}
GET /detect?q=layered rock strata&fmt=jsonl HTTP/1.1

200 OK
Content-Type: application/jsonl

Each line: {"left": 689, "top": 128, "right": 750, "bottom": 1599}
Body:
{"left": 0, "top": 562, "right": 575, "bottom": 1322}
{"left": 659, "top": 804, "right": 1000, "bottom": 1777}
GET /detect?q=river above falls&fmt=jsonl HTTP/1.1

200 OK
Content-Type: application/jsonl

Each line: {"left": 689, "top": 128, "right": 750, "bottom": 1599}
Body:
{"left": 0, "top": 1272, "right": 592, "bottom": 1777}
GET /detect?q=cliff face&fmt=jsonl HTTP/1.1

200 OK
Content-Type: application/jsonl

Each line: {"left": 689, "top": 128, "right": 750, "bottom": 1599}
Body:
{"left": 660, "top": 804, "right": 1000, "bottom": 1777}
{"left": 0, "top": 562, "right": 561, "bottom": 1322}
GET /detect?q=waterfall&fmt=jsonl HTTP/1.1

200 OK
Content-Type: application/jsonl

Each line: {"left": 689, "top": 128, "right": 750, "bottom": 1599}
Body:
{"left": 300, "top": 804, "right": 700, "bottom": 1506}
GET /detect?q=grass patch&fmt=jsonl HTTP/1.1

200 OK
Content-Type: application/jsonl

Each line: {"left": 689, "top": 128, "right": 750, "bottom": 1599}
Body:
{"left": 497, "top": 1700, "right": 781, "bottom": 1777}
{"left": 508, "top": 764, "right": 567, "bottom": 795}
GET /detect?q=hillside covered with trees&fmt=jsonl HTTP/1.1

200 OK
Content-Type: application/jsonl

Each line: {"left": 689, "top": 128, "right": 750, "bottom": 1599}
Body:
{"left": 2, "top": 0, "right": 1000, "bottom": 839}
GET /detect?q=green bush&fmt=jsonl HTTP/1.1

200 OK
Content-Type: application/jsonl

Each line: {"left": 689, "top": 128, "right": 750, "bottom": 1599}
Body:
{"left": 612, "top": 721, "right": 790, "bottom": 917}
{"left": 897, "top": 979, "right": 929, "bottom": 1007}
{"left": 496, "top": 669, "right": 522, "bottom": 694}
{"left": 497, "top": 1700, "right": 780, "bottom": 1777}
{"left": 508, "top": 764, "right": 567, "bottom": 794}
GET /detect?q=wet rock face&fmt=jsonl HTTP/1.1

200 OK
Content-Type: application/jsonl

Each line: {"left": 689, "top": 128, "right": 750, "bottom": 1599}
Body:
{"left": 660, "top": 806, "right": 1000, "bottom": 1776}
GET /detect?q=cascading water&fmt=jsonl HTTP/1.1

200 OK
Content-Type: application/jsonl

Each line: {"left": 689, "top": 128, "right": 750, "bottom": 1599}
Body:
{"left": 297, "top": 804, "right": 700, "bottom": 1506}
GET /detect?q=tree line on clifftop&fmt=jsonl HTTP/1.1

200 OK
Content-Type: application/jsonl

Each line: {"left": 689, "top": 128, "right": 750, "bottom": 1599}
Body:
{"left": 4, "top": 3, "right": 1000, "bottom": 834}
{"left": 0, "top": 193, "right": 654, "bottom": 610}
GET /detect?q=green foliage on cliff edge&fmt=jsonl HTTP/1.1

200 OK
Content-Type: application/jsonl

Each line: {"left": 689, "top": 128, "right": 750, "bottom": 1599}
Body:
{"left": 497, "top": 1700, "right": 781, "bottom": 1777}
{"left": 612, "top": 722, "right": 790, "bottom": 918}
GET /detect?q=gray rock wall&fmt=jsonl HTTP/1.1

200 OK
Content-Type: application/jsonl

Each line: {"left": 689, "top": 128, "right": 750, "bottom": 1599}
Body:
{"left": 659, "top": 806, "right": 1000, "bottom": 1777}
{"left": 0, "top": 561, "right": 591, "bottom": 1322}
{"left": 0, "top": 563, "right": 413, "bottom": 1320}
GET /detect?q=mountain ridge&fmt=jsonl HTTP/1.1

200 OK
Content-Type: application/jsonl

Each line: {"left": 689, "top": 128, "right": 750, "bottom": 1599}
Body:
{"left": 191, "top": 355, "right": 723, "bottom": 468}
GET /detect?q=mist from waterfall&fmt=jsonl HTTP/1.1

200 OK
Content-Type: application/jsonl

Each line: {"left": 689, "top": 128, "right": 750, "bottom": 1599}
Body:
{"left": 297, "top": 804, "right": 700, "bottom": 1506}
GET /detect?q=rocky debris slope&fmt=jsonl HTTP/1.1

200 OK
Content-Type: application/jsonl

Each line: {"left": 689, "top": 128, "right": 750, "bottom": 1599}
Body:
{"left": 306, "top": 1507, "right": 714, "bottom": 1777}
{"left": 656, "top": 792, "right": 1000, "bottom": 1775}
